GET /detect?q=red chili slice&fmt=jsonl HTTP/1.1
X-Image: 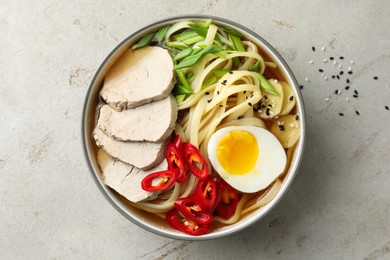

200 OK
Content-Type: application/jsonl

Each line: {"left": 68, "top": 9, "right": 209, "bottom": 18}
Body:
{"left": 182, "top": 142, "right": 209, "bottom": 180}
{"left": 165, "top": 208, "right": 212, "bottom": 236}
{"left": 141, "top": 170, "right": 178, "bottom": 192}
{"left": 215, "top": 180, "right": 240, "bottom": 219}
{"left": 172, "top": 134, "right": 183, "bottom": 151}
{"left": 174, "top": 197, "right": 213, "bottom": 225}
{"left": 193, "top": 175, "right": 219, "bottom": 212}
{"left": 166, "top": 143, "right": 186, "bottom": 183}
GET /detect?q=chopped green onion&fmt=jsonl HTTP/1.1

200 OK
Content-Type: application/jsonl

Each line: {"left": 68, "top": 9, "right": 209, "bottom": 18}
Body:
{"left": 250, "top": 60, "right": 261, "bottom": 72}
{"left": 174, "top": 45, "right": 223, "bottom": 70}
{"left": 229, "top": 34, "right": 245, "bottom": 52}
{"left": 212, "top": 70, "right": 229, "bottom": 77}
{"left": 203, "top": 19, "right": 213, "bottom": 27}
{"left": 213, "top": 52, "right": 226, "bottom": 59}
{"left": 182, "top": 35, "right": 204, "bottom": 45}
{"left": 174, "top": 30, "right": 198, "bottom": 42}
{"left": 165, "top": 41, "right": 189, "bottom": 50}
{"left": 176, "top": 70, "right": 192, "bottom": 92}
{"left": 202, "top": 75, "right": 217, "bottom": 88}
{"left": 188, "top": 24, "right": 209, "bottom": 38}
{"left": 173, "top": 85, "right": 193, "bottom": 95}
{"left": 255, "top": 73, "right": 280, "bottom": 96}
{"left": 132, "top": 32, "right": 155, "bottom": 49}
{"left": 186, "top": 71, "right": 194, "bottom": 81}
{"left": 155, "top": 24, "right": 171, "bottom": 43}
{"left": 176, "top": 94, "right": 186, "bottom": 103}
{"left": 232, "top": 57, "right": 241, "bottom": 67}
{"left": 173, "top": 48, "right": 193, "bottom": 61}
{"left": 223, "top": 26, "right": 242, "bottom": 37}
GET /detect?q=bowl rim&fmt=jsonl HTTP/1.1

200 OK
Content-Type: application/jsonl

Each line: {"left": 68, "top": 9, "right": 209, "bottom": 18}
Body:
{"left": 81, "top": 14, "right": 306, "bottom": 240}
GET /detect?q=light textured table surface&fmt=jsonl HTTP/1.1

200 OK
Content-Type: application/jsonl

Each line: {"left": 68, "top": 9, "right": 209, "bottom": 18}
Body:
{"left": 1, "top": 1, "right": 389, "bottom": 259}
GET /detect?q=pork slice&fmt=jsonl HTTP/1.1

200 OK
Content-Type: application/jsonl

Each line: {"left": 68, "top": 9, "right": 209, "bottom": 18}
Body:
{"left": 97, "top": 95, "right": 177, "bottom": 142}
{"left": 93, "top": 127, "right": 167, "bottom": 170}
{"left": 101, "top": 46, "right": 175, "bottom": 111}
{"left": 97, "top": 149, "right": 168, "bottom": 202}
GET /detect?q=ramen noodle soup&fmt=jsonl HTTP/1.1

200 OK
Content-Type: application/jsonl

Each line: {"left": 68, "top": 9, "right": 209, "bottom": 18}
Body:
{"left": 92, "top": 19, "right": 302, "bottom": 236}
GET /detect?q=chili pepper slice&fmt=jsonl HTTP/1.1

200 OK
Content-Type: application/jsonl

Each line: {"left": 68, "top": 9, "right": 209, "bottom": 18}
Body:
{"left": 193, "top": 175, "right": 219, "bottom": 212}
{"left": 166, "top": 143, "right": 186, "bottom": 183}
{"left": 182, "top": 142, "right": 209, "bottom": 180}
{"left": 172, "top": 134, "right": 183, "bottom": 151}
{"left": 215, "top": 180, "right": 240, "bottom": 219}
{"left": 141, "top": 170, "right": 178, "bottom": 192}
{"left": 165, "top": 208, "right": 212, "bottom": 236}
{"left": 174, "top": 197, "right": 213, "bottom": 225}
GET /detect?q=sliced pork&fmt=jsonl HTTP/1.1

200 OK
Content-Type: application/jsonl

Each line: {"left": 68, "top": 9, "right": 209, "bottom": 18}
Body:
{"left": 97, "top": 95, "right": 177, "bottom": 142}
{"left": 97, "top": 149, "right": 168, "bottom": 202}
{"left": 101, "top": 46, "right": 175, "bottom": 111}
{"left": 93, "top": 128, "right": 167, "bottom": 170}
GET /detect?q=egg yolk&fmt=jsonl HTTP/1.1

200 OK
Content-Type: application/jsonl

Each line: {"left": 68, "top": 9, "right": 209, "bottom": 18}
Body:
{"left": 216, "top": 130, "right": 259, "bottom": 175}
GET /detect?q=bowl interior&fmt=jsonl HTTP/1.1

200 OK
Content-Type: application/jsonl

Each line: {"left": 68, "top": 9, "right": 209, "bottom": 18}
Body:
{"left": 82, "top": 16, "right": 305, "bottom": 240}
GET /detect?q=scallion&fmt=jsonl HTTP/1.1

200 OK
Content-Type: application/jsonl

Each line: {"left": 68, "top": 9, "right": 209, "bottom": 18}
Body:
{"left": 155, "top": 24, "right": 171, "bottom": 43}
{"left": 132, "top": 33, "right": 155, "bottom": 49}
{"left": 255, "top": 73, "right": 280, "bottom": 96}
{"left": 212, "top": 70, "right": 229, "bottom": 77}
{"left": 174, "top": 45, "right": 223, "bottom": 70}
{"left": 229, "top": 34, "right": 245, "bottom": 52}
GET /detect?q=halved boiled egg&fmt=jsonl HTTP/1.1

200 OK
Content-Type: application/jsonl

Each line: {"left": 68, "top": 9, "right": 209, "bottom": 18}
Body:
{"left": 207, "top": 126, "right": 286, "bottom": 193}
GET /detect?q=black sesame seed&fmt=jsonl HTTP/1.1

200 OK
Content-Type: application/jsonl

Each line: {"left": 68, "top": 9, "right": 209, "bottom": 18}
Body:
{"left": 267, "top": 104, "right": 272, "bottom": 107}
{"left": 295, "top": 115, "right": 299, "bottom": 120}
{"left": 207, "top": 99, "right": 212, "bottom": 103}
{"left": 261, "top": 104, "right": 266, "bottom": 108}
{"left": 355, "top": 110, "right": 360, "bottom": 116}
{"left": 217, "top": 91, "right": 220, "bottom": 95}
{"left": 229, "top": 71, "right": 233, "bottom": 74}
{"left": 299, "top": 85, "right": 304, "bottom": 89}
{"left": 339, "top": 112, "right": 344, "bottom": 116}
{"left": 353, "top": 94, "right": 358, "bottom": 98}
{"left": 332, "top": 75, "right": 336, "bottom": 79}
{"left": 312, "top": 46, "right": 316, "bottom": 51}
{"left": 266, "top": 108, "right": 270, "bottom": 116}
{"left": 289, "top": 96, "right": 294, "bottom": 101}
{"left": 278, "top": 125, "right": 285, "bottom": 131}
{"left": 340, "top": 56, "right": 344, "bottom": 60}
{"left": 385, "top": 105, "right": 389, "bottom": 110}
{"left": 250, "top": 94, "right": 253, "bottom": 98}
{"left": 205, "top": 92, "right": 210, "bottom": 95}
{"left": 346, "top": 79, "right": 350, "bottom": 83}
{"left": 264, "top": 95, "right": 268, "bottom": 100}
{"left": 345, "top": 86, "right": 350, "bottom": 90}
{"left": 374, "top": 76, "right": 378, "bottom": 80}
{"left": 221, "top": 82, "right": 226, "bottom": 85}
{"left": 337, "top": 75, "right": 340, "bottom": 79}
{"left": 319, "top": 69, "right": 324, "bottom": 73}
{"left": 335, "top": 89, "right": 340, "bottom": 94}
{"left": 340, "top": 71, "right": 344, "bottom": 75}
{"left": 330, "top": 57, "right": 334, "bottom": 60}
{"left": 219, "top": 104, "right": 223, "bottom": 107}
{"left": 248, "top": 102, "right": 252, "bottom": 106}
{"left": 223, "top": 80, "right": 227, "bottom": 83}
{"left": 348, "top": 71, "right": 353, "bottom": 75}
{"left": 243, "top": 91, "right": 247, "bottom": 94}
{"left": 238, "top": 116, "right": 243, "bottom": 119}
{"left": 354, "top": 90, "right": 358, "bottom": 95}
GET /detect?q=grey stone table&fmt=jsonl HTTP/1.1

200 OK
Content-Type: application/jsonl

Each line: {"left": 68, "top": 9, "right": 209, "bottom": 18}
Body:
{"left": 1, "top": 1, "right": 389, "bottom": 259}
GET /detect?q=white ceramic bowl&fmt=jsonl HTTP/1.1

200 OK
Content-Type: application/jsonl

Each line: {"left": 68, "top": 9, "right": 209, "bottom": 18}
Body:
{"left": 82, "top": 15, "right": 305, "bottom": 240}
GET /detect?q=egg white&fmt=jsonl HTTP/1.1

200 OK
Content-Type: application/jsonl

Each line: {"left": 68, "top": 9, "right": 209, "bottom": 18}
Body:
{"left": 207, "top": 126, "right": 286, "bottom": 193}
